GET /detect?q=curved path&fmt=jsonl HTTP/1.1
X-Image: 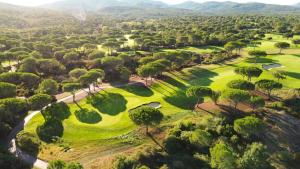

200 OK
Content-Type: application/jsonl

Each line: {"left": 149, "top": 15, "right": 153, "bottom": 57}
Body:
{"left": 7, "top": 80, "right": 145, "bottom": 169}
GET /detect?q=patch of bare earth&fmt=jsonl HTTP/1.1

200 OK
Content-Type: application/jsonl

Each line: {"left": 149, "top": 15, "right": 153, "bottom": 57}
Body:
{"left": 258, "top": 109, "right": 300, "bottom": 152}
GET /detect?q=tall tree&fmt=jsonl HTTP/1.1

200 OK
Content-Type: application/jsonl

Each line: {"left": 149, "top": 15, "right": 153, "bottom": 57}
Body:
{"left": 248, "top": 50, "right": 267, "bottom": 64}
{"left": 186, "top": 86, "right": 212, "bottom": 107}
{"left": 234, "top": 67, "right": 263, "bottom": 81}
{"left": 223, "top": 89, "right": 251, "bottom": 110}
{"left": 255, "top": 79, "right": 282, "bottom": 98}
{"left": 62, "top": 83, "right": 82, "bottom": 103}
{"left": 37, "top": 79, "right": 59, "bottom": 96}
{"left": 0, "top": 82, "right": 16, "bottom": 99}
{"left": 129, "top": 106, "right": 163, "bottom": 134}
{"left": 274, "top": 42, "right": 290, "bottom": 54}
{"left": 210, "top": 141, "right": 236, "bottom": 169}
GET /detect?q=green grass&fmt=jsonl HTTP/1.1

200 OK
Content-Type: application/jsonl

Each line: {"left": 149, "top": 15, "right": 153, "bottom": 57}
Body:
{"left": 164, "top": 45, "right": 224, "bottom": 54}
{"left": 25, "top": 85, "right": 189, "bottom": 144}
{"left": 24, "top": 34, "right": 300, "bottom": 163}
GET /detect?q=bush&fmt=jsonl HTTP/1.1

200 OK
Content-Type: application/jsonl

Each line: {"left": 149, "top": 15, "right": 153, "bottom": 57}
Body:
{"left": 47, "top": 160, "right": 66, "bottom": 169}
{"left": 114, "top": 156, "right": 137, "bottom": 169}
{"left": 65, "top": 162, "right": 84, "bottom": 169}
{"left": 74, "top": 108, "right": 102, "bottom": 124}
{"left": 36, "top": 119, "right": 64, "bottom": 142}
{"left": 16, "top": 131, "right": 40, "bottom": 156}
{"left": 267, "top": 101, "right": 285, "bottom": 111}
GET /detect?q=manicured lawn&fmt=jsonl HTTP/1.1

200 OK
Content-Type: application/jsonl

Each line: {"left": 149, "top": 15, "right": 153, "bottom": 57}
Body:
{"left": 164, "top": 45, "right": 224, "bottom": 54}
{"left": 24, "top": 34, "right": 300, "bottom": 163}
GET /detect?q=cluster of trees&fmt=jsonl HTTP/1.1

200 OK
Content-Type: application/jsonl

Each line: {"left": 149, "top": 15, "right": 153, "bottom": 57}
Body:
{"left": 184, "top": 66, "right": 284, "bottom": 112}
{"left": 137, "top": 51, "right": 200, "bottom": 85}
{"left": 114, "top": 114, "right": 283, "bottom": 169}
{"left": 47, "top": 160, "right": 83, "bottom": 169}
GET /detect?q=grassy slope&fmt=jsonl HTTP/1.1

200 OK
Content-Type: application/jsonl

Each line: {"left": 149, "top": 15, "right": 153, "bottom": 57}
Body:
{"left": 24, "top": 34, "right": 300, "bottom": 162}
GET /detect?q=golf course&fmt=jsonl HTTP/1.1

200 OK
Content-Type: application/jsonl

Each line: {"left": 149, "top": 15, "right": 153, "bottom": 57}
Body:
{"left": 22, "top": 34, "right": 300, "bottom": 166}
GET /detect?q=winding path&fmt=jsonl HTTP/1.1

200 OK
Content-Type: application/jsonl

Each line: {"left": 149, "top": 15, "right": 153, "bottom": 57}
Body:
{"left": 6, "top": 80, "right": 145, "bottom": 169}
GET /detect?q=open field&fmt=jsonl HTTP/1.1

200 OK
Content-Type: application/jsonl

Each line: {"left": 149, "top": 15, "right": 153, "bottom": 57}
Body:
{"left": 24, "top": 34, "right": 300, "bottom": 166}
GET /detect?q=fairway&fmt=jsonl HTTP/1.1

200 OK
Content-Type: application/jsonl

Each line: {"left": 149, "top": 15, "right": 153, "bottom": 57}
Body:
{"left": 24, "top": 34, "right": 300, "bottom": 163}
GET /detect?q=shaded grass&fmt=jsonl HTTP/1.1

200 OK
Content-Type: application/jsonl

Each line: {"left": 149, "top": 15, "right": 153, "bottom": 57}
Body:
{"left": 74, "top": 108, "right": 102, "bottom": 124}
{"left": 87, "top": 93, "right": 127, "bottom": 116}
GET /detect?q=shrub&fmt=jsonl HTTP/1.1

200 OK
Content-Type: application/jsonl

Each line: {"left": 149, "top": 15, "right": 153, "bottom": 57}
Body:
{"left": 47, "top": 160, "right": 66, "bottom": 169}
{"left": 65, "top": 162, "right": 84, "bottom": 169}
{"left": 114, "top": 156, "right": 137, "bottom": 169}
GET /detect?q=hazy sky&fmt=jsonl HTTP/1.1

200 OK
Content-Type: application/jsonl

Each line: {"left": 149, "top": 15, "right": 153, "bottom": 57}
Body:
{"left": 0, "top": 0, "right": 298, "bottom": 6}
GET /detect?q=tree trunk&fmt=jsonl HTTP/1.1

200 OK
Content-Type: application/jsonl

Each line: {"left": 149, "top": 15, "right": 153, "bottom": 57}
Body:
{"left": 145, "top": 78, "right": 148, "bottom": 86}
{"left": 72, "top": 93, "right": 75, "bottom": 103}
{"left": 146, "top": 125, "right": 149, "bottom": 135}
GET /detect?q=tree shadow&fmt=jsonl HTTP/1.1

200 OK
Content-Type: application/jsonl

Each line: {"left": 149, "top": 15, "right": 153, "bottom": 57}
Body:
{"left": 185, "top": 67, "right": 218, "bottom": 86}
{"left": 163, "top": 90, "right": 196, "bottom": 110}
{"left": 292, "top": 54, "right": 300, "bottom": 58}
{"left": 87, "top": 92, "right": 127, "bottom": 116}
{"left": 163, "top": 75, "right": 187, "bottom": 89}
{"left": 117, "top": 83, "right": 154, "bottom": 97}
{"left": 148, "top": 133, "right": 164, "bottom": 150}
{"left": 286, "top": 71, "right": 300, "bottom": 79}
{"left": 245, "top": 57, "right": 277, "bottom": 64}
{"left": 74, "top": 108, "right": 102, "bottom": 124}
{"left": 36, "top": 119, "right": 64, "bottom": 143}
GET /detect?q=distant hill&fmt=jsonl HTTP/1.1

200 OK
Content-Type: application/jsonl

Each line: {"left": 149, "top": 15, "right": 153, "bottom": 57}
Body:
{"left": 40, "top": 0, "right": 300, "bottom": 15}
{"left": 172, "top": 1, "right": 300, "bottom": 14}
{"left": 0, "top": 2, "right": 75, "bottom": 28}
{"left": 41, "top": 0, "right": 168, "bottom": 11}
